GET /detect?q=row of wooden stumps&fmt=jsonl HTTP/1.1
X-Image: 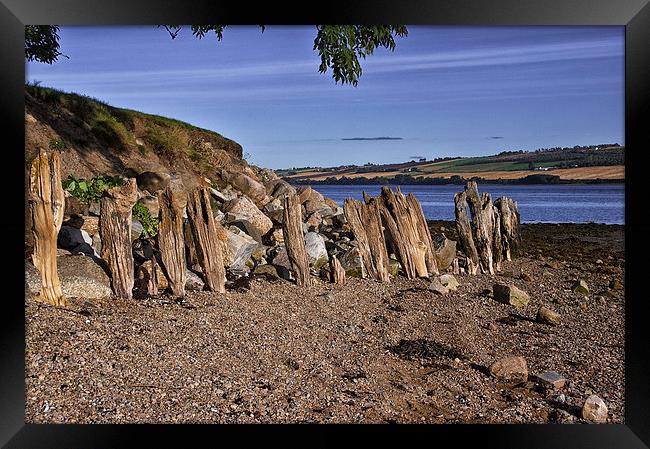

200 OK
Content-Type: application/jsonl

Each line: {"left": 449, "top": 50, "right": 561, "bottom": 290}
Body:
{"left": 279, "top": 185, "right": 440, "bottom": 287}
{"left": 28, "top": 149, "right": 330, "bottom": 303}
{"left": 342, "top": 186, "right": 439, "bottom": 282}
{"left": 28, "top": 149, "right": 230, "bottom": 304}
{"left": 454, "top": 181, "right": 521, "bottom": 275}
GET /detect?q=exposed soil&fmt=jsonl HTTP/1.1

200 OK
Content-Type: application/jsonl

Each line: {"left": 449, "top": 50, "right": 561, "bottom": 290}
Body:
{"left": 25, "top": 222, "right": 625, "bottom": 424}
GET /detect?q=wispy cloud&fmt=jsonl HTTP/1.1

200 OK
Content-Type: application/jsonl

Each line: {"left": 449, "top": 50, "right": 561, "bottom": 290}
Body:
{"left": 341, "top": 136, "right": 403, "bottom": 141}
{"left": 363, "top": 38, "right": 622, "bottom": 73}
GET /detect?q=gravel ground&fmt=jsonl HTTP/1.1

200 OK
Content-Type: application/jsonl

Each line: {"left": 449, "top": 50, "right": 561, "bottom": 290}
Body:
{"left": 25, "top": 222, "right": 625, "bottom": 424}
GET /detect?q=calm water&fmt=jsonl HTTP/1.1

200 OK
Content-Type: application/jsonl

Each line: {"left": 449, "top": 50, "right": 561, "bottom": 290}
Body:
{"left": 311, "top": 184, "right": 625, "bottom": 224}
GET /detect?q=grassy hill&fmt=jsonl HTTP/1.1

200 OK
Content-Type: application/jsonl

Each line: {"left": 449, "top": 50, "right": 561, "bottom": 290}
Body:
{"left": 279, "top": 145, "right": 624, "bottom": 184}
{"left": 25, "top": 84, "right": 246, "bottom": 189}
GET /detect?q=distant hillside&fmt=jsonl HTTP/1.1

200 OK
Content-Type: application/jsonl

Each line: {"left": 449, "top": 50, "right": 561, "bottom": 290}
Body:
{"left": 278, "top": 144, "right": 625, "bottom": 184}
{"left": 25, "top": 84, "right": 247, "bottom": 190}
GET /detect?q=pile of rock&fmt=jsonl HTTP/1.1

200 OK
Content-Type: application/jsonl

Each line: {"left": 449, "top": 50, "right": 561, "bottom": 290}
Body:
{"left": 29, "top": 163, "right": 463, "bottom": 298}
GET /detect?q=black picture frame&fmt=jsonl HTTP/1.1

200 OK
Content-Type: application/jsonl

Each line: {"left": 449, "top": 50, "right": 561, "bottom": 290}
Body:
{"left": 2, "top": 0, "right": 649, "bottom": 447}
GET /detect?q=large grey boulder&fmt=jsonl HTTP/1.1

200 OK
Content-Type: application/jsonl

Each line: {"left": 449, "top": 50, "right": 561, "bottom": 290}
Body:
{"left": 297, "top": 186, "right": 325, "bottom": 204}
{"left": 228, "top": 219, "right": 263, "bottom": 244}
{"left": 136, "top": 171, "right": 170, "bottom": 194}
{"left": 304, "top": 232, "right": 328, "bottom": 268}
{"left": 221, "top": 169, "right": 269, "bottom": 207}
{"left": 223, "top": 196, "right": 273, "bottom": 236}
{"left": 224, "top": 226, "right": 259, "bottom": 270}
{"left": 210, "top": 187, "right": 236, "bottom": 203}
{"left": 270, "top": 180, "right": 296, "bottom": 199}
{"left": 263, "top": 197, "right": 285, "bottom": 224}
{"left": 26, "top": 255, "right": 112, "bottom": 299}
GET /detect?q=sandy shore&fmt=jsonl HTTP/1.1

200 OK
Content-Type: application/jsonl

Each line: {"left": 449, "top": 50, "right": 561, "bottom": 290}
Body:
{"left": 25, "top": 222, "right": 624, "bottom": 424}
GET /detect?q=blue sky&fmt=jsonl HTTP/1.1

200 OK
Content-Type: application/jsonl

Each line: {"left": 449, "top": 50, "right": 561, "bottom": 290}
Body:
{"left": 26, "top": 26, "right": 624, "bottom": 169}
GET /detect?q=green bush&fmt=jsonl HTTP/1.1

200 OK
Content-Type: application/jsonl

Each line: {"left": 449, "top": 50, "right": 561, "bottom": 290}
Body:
{"left": 144, "top": 126, "right": 186, "bottom": 159}
{"left": 132, "top": 201, "right": 158, "bottom": 238}
{"left": 62, "top": 175, "right": 124, "bottom": 204}
{"left": 48, "top": 138, "right": 65, "bottom": 150}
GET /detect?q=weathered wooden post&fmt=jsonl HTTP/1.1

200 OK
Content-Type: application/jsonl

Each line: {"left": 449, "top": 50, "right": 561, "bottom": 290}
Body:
{"left": 28, "top": 149, "right": 66, "bottom": 306}
{"left": 100, "top": 178, "right": 138, "bottom": 299}
{"left": 464, "top": 181, "right": 497, "bottom": 275}
{"left": 494, "top": 197, "right": 521, "bottom": 261}
{"left": 282, "top": 192, "right": 312, "bottom": 286}
{"left": 376, "top": 187, "right": 438, "bottom": 279}
{"left": 158, "top": 186, "right": 187, "bottom": 297}
{"left": 344, "top": 197, "right": 390, "bottom": 282}
{"left": 454, "top": 189, "right": 480, "bottom": 275}
{"left": 454, "top": 181, "right": 521, "bottom": 275}
{"left": 405, "top": 191, "right": 439, "bottom": 276}
{"left": 186, "top": 188, "right": 226, "bottom": 293}
{"left": 330, "top": 254, "right": 346, "bottom": 285}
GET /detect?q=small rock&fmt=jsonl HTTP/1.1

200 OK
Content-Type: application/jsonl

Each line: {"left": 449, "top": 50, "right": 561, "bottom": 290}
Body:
{"left": 432, "top": 234, "right": 457, "bottom": 271}
{"left": 544, "top": 260, "right": 561, "bottom": 269}
{"left": 493, "top": 283, "right": 530, "bottom": 308}
{"left": 131, "top": 221, "right": 144, "bottom": 241}
{"left": 573, "top": 279, "right": 589, "bottom": 295}
{"left": 210, "top": 187, "right": 236, "bottom": 203}
{"left": 596, "top": 259, "right": 603, "bottom": 265}
{"left": 488, "top": 356, "right": 528, "bottom": 384}
{"left": 532, "top": 371, "right": 566, "bottom": 389}
{"left": 340, "top": 247, "right": 365, "bottom": 278}
{"left": 305, "top": 212, "right": 322, "bottom": 230}
{"left": 271, "top": 228, "right": 284, "bottom": 245}
{"left": 388, "top": 259, "right": 401, "bottom": 277}
{"left": 582, "top": 395, "right": 608, "bottom": 423}
{"left": 428, "top": 278, "right": 449, "bottom": 295}
{"left": 488, "top": 323, "right": 498, "bottom": 331}
{"left": 536, "top": 306, "right": 561, "bottom": 326}
{"left": 253, "top": 264, "right": 279, "bottom": 279}
{"left": 272, "top": 246, "right": 293, "bottom": 281}
{"left": 58, "top": 225, "right": 94, "bottom": 250}
{"left": 439, "top": 274, "right": 459, "bottom": 291}
{"left": 549, "top": 392, "right": 566, "bottom": 404}
{"left": 520, "top": 272, "right": 532, "bottom": 281}
{"left": 136, "top": 171, "right": 170, "bottom": 193}
{"left": 608, "top": 279, "right": 623, "bottom": 290}
{"left": 88, "top": 202, "right": 101, "bottom": 216}
{"left": 185, "top": 269, "right": 205, "bottom": 291}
